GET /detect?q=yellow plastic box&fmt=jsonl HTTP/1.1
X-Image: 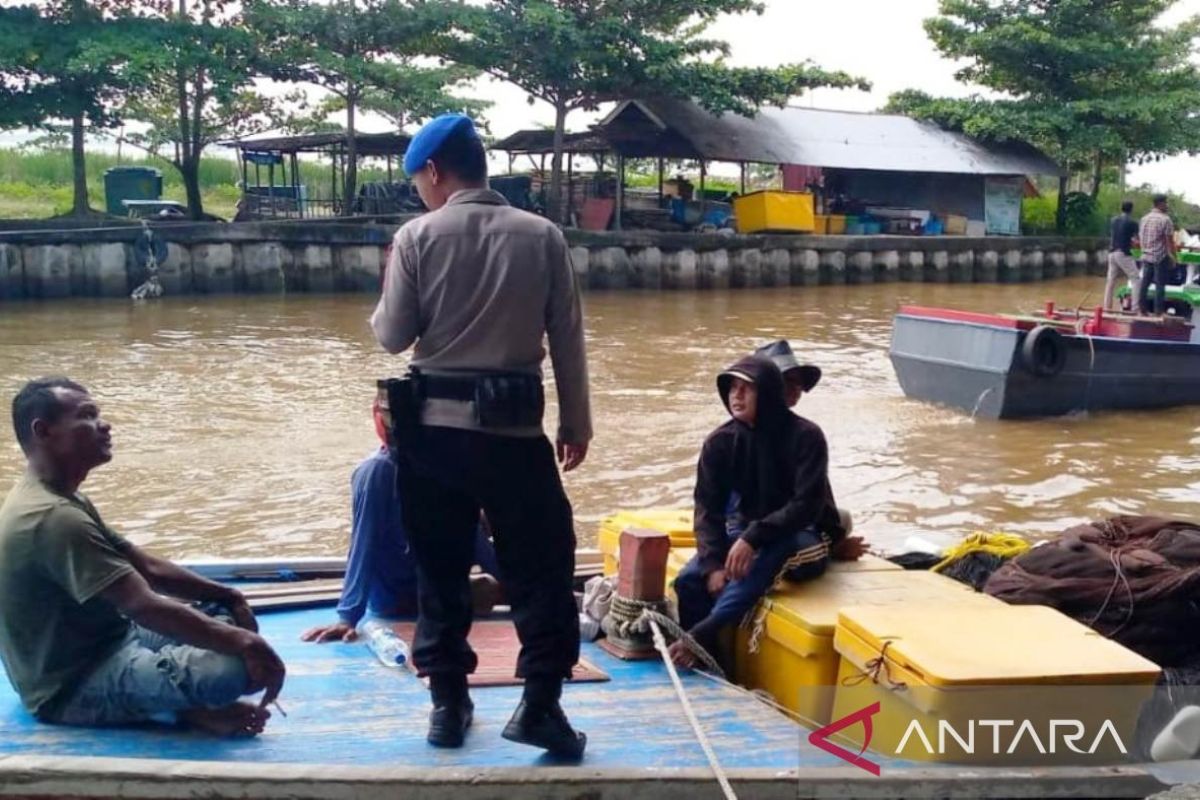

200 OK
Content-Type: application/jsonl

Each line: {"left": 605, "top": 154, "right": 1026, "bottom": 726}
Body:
{"left": 826, "top": 214, "right": 847, "bottom": 235}
{"left": 943, "top": 213, "right": 968, "bottom": 235}
{"left": 666, "top": 548, "right": 897, "bottom": 594}
{"left": 733, "top": 570, "right": 995, "bottom": 726}
{"left": 598, "top": 508, "right": 694, "bottom": 576}
{"left": 734, "top": 191, "right": 815, "bottom": 234}
{"left": 830, "top": 604, "right": 1161, "bottom": 765}
{"left": 813, "top": 214, "right": 829, "bottom": 234}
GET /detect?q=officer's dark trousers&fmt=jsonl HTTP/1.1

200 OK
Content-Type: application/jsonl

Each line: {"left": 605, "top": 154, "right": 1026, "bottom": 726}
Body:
{"left": 395, "top": 425, "right": 579, "bottom": 683}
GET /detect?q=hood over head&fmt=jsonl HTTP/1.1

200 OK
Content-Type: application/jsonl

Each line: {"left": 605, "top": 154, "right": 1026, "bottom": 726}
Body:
{"left": 717, "top": 354, "right": 789, "bottom": 428}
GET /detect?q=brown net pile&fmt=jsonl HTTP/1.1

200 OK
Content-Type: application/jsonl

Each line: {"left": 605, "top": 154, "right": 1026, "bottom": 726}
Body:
{"left": 984, "top": 516, "right": 1200, "bottom": 667}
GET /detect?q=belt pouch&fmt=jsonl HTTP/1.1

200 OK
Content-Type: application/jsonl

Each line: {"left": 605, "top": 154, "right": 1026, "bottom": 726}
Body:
{"left": 473, "top": 373, "right": 545, "bottom": 428}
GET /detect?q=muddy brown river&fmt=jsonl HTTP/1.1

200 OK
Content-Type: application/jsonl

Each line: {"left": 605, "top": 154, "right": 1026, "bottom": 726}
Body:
{"left": 1, "top": 276, "right": 1197, "bottom": 559}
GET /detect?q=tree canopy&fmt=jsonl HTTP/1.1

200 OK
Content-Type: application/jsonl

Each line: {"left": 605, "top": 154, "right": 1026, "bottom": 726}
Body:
{"left": 109, "top": 0, "right": 288, "bottom": 218}
{"left": 886, "top": 0, "right": 1200, "bottom": 229}
{"left": 439, "top": 0, "right": 869, "bottom": 221}
{"left": 246, "top": 0, "right": 482, "bottom": 214}
{"left": 0, "top": 0, "right": 132, "bottom": 214}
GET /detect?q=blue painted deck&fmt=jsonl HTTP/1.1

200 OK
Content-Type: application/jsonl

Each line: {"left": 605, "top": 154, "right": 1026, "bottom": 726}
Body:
{"left": 0, "top": 607, "right": 918, "bottom": 770}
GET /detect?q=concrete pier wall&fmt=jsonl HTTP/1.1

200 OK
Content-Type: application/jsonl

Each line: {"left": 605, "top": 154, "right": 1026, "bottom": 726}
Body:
{"left": 0, "top": 220, "right": 1109, "bottom": 301}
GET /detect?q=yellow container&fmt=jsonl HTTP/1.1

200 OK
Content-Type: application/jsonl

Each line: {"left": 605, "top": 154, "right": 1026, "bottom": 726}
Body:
{"left": 734, "top": 191, "right": 815, "bottom": 234}
{"left": 598, "top": 508, "right": 694, "bottom": 576}
{"left": 666, "top": 547, "right": 896, "bottom": 595}
{"left": 943, "top": 213, "right": 968, "bottom": 235}
{"left": 826, "top": 214, "right": 846, "bottom": 235}
{"left": 830, "top": 604, "right": 1160, "bottom": 765}
{"left": 813, "top": 214, "right": 829, "bottom": 234}
{"left": 733, "top": 570, "right": 994, "bottom": 726}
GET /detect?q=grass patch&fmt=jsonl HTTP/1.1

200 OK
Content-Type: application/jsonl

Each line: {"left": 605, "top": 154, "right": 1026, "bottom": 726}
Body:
{"left": 0, "top": 147, "right": 394, "bottom": 219}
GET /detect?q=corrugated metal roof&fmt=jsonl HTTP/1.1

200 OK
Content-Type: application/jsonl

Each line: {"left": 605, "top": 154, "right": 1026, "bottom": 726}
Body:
{"left": 221, "top": 131, "right": 411, "bottom": 157}
{"left": 491, "top": 129, "right": 611, "bottom": 154}
{"left": 599, "top": 98, "right": 1062, "bottom": 176}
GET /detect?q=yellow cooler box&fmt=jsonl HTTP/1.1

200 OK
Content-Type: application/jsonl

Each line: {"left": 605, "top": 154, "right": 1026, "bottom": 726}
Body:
{"left": 734, "top": 569, "right": 996, "bottom": 726}
{"left": 830, "top": 604, "right": 1161, "bottom": 765}
{"left": 667, "top": 548, "right": 897, "bottom": 599}
{"left": 734, "top": 191, "right": 815, "bottom": 234}
{"left": 598, "top": 508, "right": 694, "bottom": 576}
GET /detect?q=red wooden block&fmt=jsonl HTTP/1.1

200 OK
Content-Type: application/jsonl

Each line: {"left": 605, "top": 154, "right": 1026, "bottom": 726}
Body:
{"left": 617, "top": 528, "right": 670, "bottom": 602}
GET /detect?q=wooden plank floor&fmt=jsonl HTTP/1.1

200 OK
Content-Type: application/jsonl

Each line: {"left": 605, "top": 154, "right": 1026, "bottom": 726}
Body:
{"left": 0, "top": 606, "right": 891, "bottom": 770}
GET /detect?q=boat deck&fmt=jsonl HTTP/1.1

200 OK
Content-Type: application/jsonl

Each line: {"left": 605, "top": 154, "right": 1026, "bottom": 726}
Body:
{"left": 0, "top": 606, "right": 828, "bottom": 769}
{"left": 0, "top": 606, "right": 1176, "bottom": 798}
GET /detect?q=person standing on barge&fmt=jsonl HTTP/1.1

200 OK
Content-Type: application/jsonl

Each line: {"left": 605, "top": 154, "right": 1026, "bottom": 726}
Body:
{"left": 370, "top": 114, "right": 591, "bottom": 758}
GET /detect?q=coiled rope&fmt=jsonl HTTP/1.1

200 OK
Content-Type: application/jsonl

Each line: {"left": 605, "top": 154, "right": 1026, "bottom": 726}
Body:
{"left": 606, "top": 595, "right": 725, "bottom": 678}
{"left": 930, "top": 532, "right": 1030, "bottom": 573}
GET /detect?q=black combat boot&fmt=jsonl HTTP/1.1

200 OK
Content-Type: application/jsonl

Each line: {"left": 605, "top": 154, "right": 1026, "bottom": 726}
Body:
{"left": 501, "top": 675, "right": 586, "bottom": 759}
{"left": 427, "top": 673, "right": 473, "bottom": 748}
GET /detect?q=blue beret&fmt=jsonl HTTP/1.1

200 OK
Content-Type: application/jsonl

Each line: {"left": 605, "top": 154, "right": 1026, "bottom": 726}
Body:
{"left": 404, "top": 114, "right": 480, "bottom": 176}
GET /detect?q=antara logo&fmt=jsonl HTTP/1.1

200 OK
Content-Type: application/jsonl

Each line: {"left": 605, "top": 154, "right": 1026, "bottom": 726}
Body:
{"left": 807, "top": 702, "right": 881, "bottom": 776}
{"left": 808, "top": 704, "right": 1129, "bottom": 776}
{"left": 896, "top": 719, "right": 1128, "bottom": 756}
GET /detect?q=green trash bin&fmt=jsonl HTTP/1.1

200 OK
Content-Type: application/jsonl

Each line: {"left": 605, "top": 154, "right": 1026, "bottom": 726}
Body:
{"left": 104, "top": 166, "right": 163, "bottom": 216}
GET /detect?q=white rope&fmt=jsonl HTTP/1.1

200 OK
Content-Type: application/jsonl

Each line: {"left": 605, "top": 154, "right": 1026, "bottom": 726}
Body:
{"left": 648, "top": 618, "right": 738, "bottom": 800}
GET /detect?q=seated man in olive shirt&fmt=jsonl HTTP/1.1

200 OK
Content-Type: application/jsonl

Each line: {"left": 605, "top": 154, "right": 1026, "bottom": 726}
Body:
{"left": 0, "top": 377, "right": 285, "bottom": 736}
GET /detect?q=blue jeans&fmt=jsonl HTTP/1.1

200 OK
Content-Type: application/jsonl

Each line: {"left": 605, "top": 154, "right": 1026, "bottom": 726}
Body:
{"left": 43, "top": 624, "right": 250, "bottom": 727}
{"left": 674, "top": 527, "right": 829, "bottom": 648}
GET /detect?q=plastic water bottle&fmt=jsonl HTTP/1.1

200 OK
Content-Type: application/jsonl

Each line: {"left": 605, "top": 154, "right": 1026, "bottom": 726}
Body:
{"left": 362, "top": 620, "right": 409, "bottom": 667}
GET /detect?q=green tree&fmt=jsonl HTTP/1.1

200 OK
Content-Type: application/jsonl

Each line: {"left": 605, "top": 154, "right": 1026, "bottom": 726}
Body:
{"left": 308, "top": 63, "right": 490, "bottom": 135}
{"left": 441, "top": 0, "right": 868, "bottom": 223}
{"left": 113, "top": 0, "right": 288, "bottom": 219}
{"left": 246, "top": 0, "right": 457, "bottom": 215}
{"left": 0, "top": 1, "right": 128, "bottom": 215}
{"left": 886, "top": 0, "right": 1200, "bottom": 232}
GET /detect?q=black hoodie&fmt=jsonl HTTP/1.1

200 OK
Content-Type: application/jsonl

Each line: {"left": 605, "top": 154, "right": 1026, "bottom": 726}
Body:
{"left": 693, "top": 354, "right": 844, "bottom": 576}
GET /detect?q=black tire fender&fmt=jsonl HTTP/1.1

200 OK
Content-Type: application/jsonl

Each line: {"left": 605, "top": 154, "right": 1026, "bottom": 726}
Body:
{"left": 1021, "top": 325, "right": 1066, "bottom": 377}
{"left": 133, "top": 232, "right": 168, "bottom": 267}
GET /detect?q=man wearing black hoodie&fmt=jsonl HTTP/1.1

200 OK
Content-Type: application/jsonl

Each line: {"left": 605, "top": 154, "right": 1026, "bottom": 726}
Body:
{"left": 669, "top": 354, "right": 862, "bottom": 667}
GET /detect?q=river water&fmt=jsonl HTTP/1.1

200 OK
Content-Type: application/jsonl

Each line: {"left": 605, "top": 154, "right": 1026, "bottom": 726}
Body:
{"left": 2, "top": 276, "right": 1197, "bottom": 559}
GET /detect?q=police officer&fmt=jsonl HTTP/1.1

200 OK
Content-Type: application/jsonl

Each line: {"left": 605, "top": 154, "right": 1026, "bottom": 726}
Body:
{"left": 370, "top": 115, "right": 591, "bottom": 758}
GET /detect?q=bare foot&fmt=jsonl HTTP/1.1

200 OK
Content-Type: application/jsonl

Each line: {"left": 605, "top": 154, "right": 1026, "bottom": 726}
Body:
{"left": 667, "top": 640, "right": 698, "bottom": 670}
{"left": 181, "top": 702, "right": 271, "bottom": 737}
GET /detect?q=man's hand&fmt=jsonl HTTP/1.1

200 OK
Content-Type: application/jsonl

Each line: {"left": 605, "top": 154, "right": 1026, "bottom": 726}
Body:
{"left": 831, "top": 535, "right": 868, "bottom": 562}
{"left": 300, "top": 621, "right": 359, "bottom": 643}
{"left": 725, "top": 538, "right": 757, "bottom": 582}
{"left": 557, "top": 439, "right": 588, "bottom": 472}
{"left": 705, "top": 569, "right": 728, "bottom": 596}
{"left": 237, "top": 632, "right": 286, "bottom": 708}
{"left": 226, "top": 593, "right": 258, "bottom": 633}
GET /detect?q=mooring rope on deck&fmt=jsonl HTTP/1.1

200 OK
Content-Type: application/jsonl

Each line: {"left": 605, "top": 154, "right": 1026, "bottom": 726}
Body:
{"left": 647, "top": 617, "right": 738, "bottom": 800}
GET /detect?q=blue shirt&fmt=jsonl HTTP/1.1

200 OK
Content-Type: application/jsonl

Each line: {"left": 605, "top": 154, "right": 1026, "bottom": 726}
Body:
{"left": 336, "top": 449, "right": 500, "bottom": 624}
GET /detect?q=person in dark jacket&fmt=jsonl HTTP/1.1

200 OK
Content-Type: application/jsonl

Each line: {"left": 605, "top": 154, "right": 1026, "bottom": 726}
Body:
{"left": 669, "top": 354, "right": 865, "bottom": 667}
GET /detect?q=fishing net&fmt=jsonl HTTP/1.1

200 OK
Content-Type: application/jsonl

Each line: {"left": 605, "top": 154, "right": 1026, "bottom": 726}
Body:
{"left": 938, "top": 551, "right": 1011, "bottom": 591}
{"left": 984, "top": 516, "right": 1200, "bottom": 667}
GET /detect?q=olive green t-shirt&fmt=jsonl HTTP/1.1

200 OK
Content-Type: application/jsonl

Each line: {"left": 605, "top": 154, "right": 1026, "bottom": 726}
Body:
{"left": 0, "top": 471, "right": 135, "bottom": 716}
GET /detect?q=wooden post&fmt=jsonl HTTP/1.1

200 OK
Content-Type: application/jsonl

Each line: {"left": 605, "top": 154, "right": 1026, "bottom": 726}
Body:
{"left": 615, "top": 153, "right": 625, "bottom": 231}
{"left": 700, "top": 161, "right": 707, "bottom": 223}
{"left": 386, "top": 155, "right": 393, "bottom": 183}
{"left": 740, "top": 162, "right": 747, "bottom": 194}
{"left": 566, "top": 152, "right": 574, "bottom": 225}
{"left": 657, "top": 157, "right": 665, "bottom": 205}
{"left": 292, "top": 153, "right": 300, "bottom": 218}
{"left": 598, "top": 528, "right": 671, "bottom": 661}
